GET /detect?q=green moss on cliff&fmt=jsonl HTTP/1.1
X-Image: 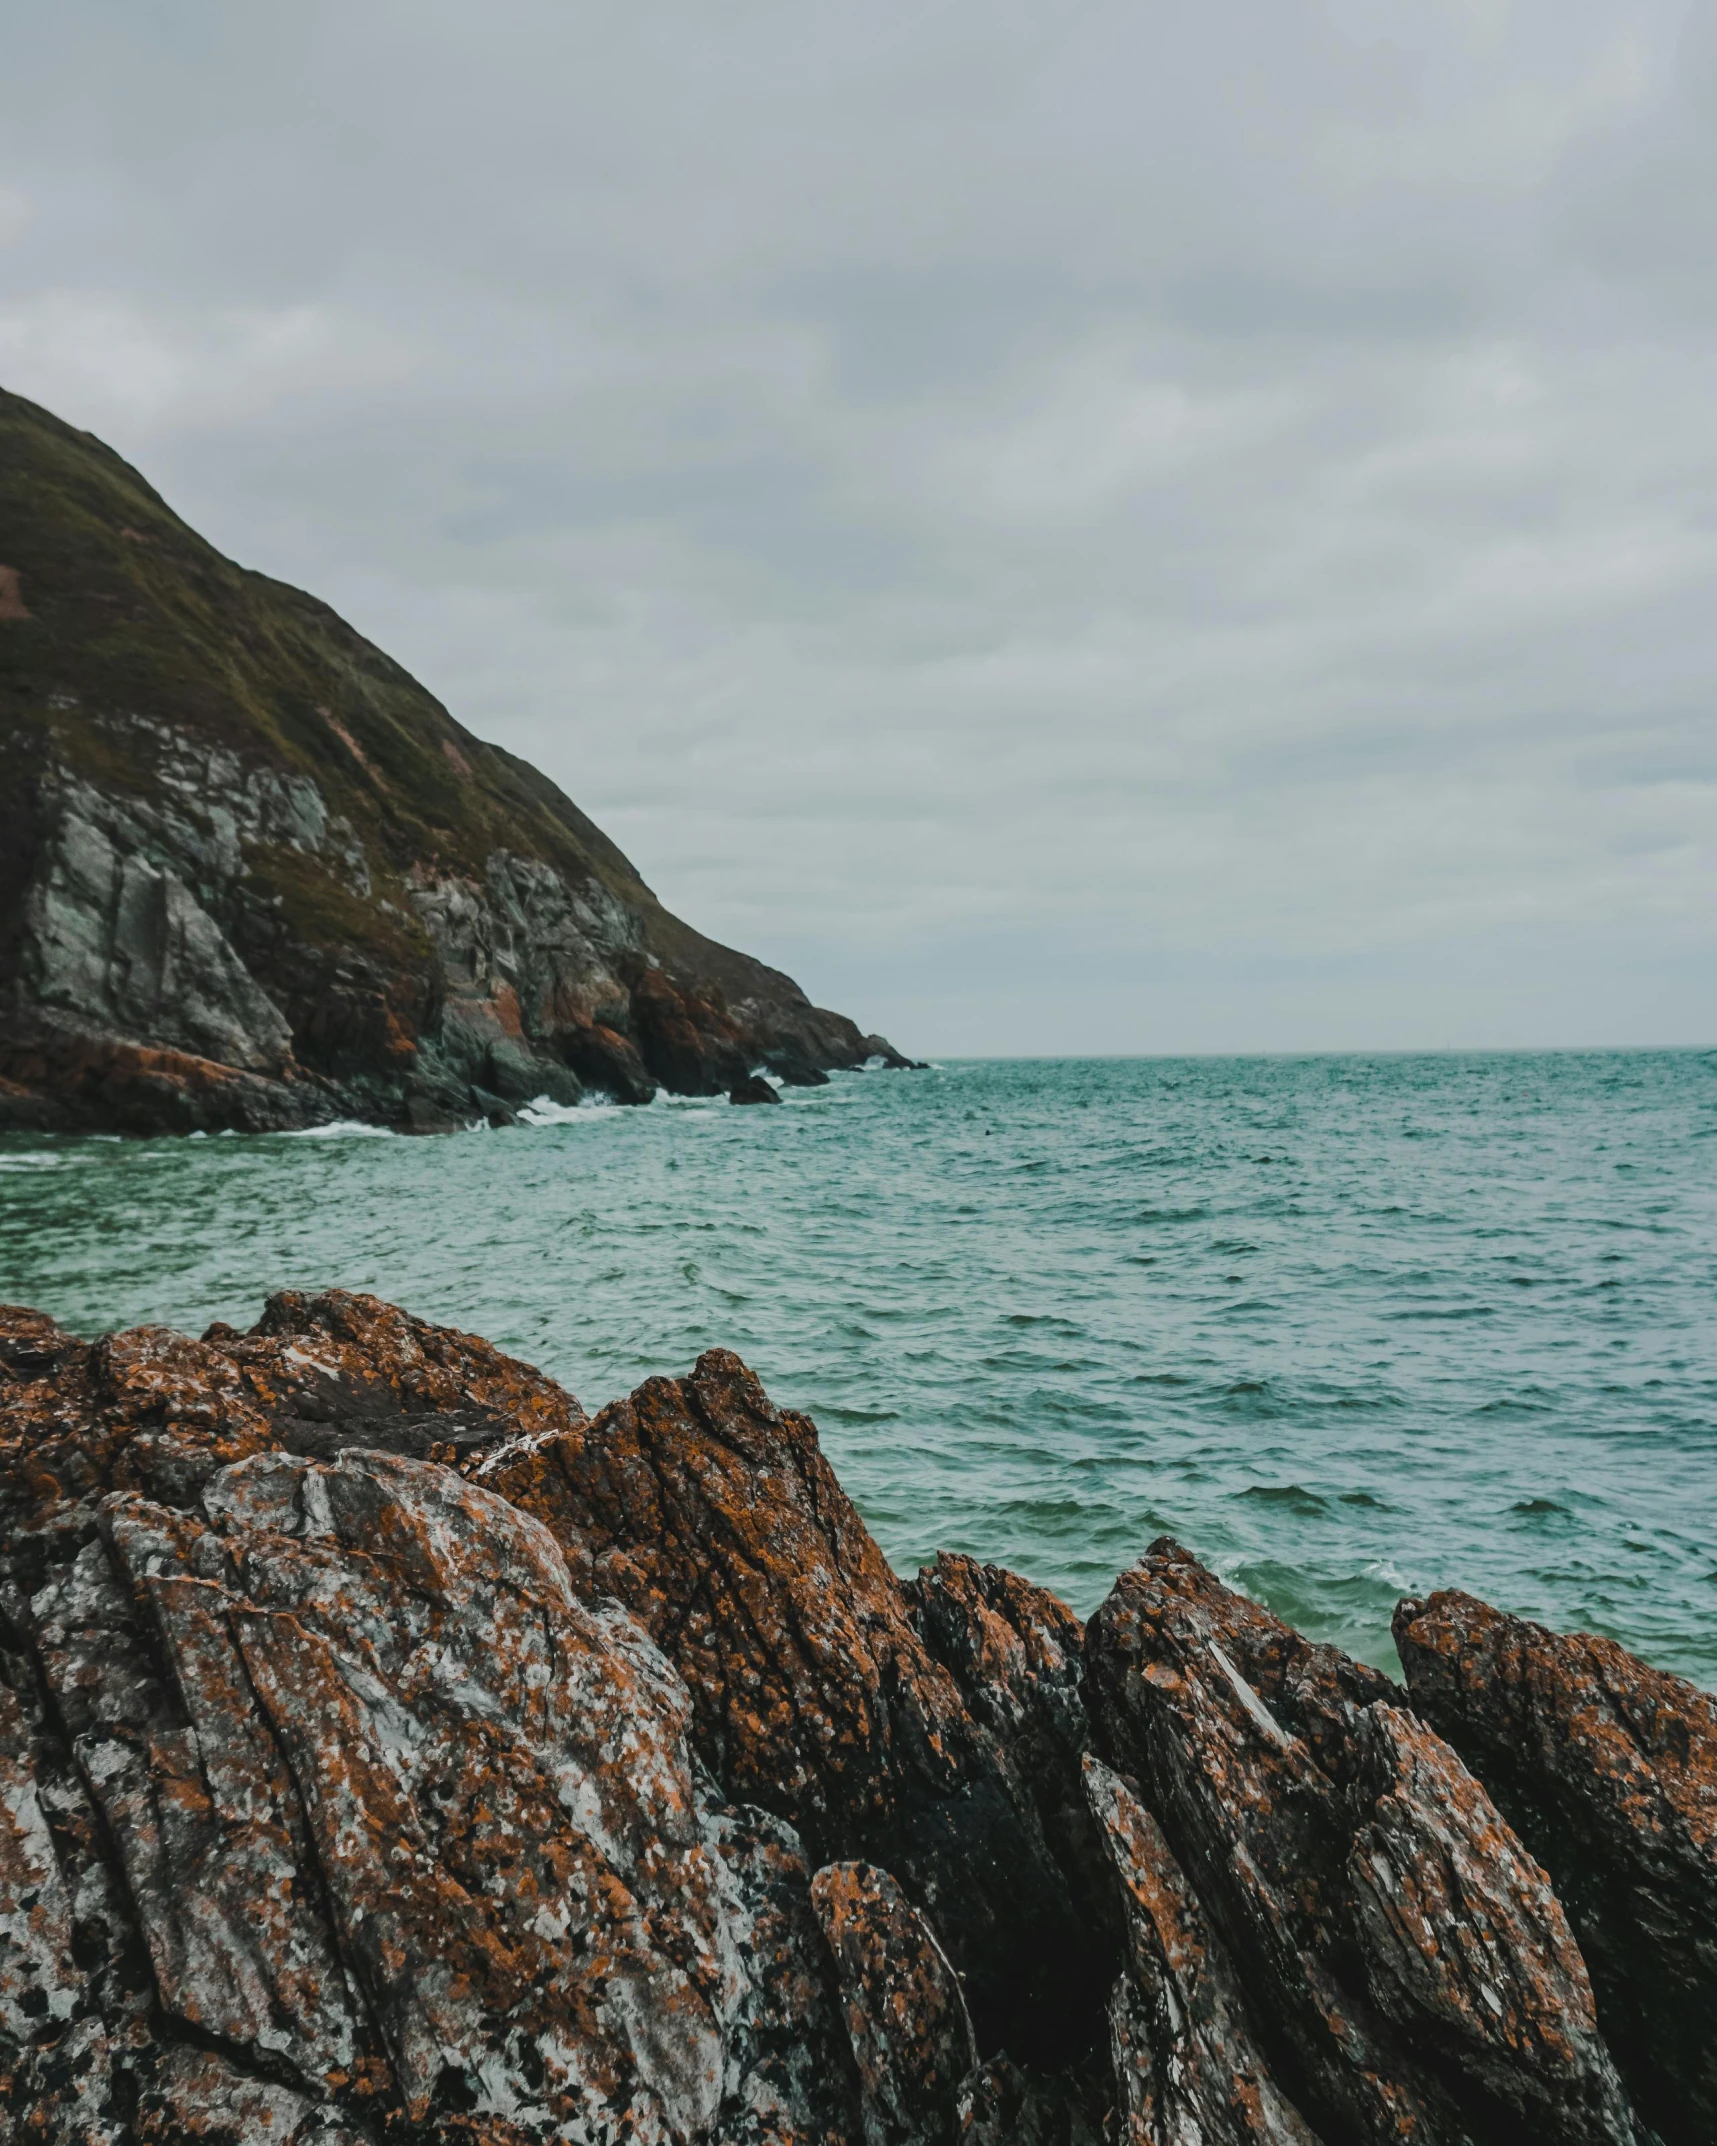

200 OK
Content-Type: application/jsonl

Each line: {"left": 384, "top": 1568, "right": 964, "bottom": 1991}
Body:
{"left": 0, "top": 383, "right": 852, "bottom": 1078}
{"left": 244, "top": 845, "right": 431, "bottom": 972}
{"left": 0, "top": 387, "right": 651, "bottom": 903}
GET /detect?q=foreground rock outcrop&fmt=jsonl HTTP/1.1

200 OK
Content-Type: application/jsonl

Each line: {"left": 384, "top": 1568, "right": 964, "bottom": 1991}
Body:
{"left": 1395, "top": 1591, "right": 1717, "bottom": 2146}
{"left": 0, "top": 385, "right": 913, "bottom": 1136}
{"left": 1, "top": 1291, "right": 1709, "bottom": 2144}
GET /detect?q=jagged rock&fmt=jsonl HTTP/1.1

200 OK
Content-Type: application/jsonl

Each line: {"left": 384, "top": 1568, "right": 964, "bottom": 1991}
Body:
{"left": 700, "top": 1806, "right": 863, "bottom": 2146}
{"left": 0, "top": 1303, "right": 864, "bottom": 2142}
{"left": 0, "top": 384, "right": 911, "bottom": 1134}
{"left": 0, "top": 1292, "right": 1687, "bottom": 2146}
{"left": 133, "top": 2046, "right": 370, "bottom": 2144}
{"left": 0, "top": 1290, "right": 587, "bottom": 1547}
{"left": 628, "top": 964, "right": 750, "bottom": 1097}
{"left": 1087, "top": 1539, "right": 1639, "bottom": 2146}
{"left": 0, "top": 1017, "right": 333, "bottom": 1135}
{"left": 861, "top": 1036, "right": 924, "bottom": 1071}
{"left": 954, "top": 2053, "right": 1097, "bottom": 2146}
{"left": 1345, "top": 1702, "right": 1636, "bottom": 2144}
{"left": 810, "top": 1862, "right": 975, "bottom": 2146}
{"left": 1396, "top": 1589, "right": 1717, "bottom": 2146}
{"left": 0, "top": 1679, "right": 122, "bottom": 2142}
{"left": 20, "top": 797, "right": 295, "bottom": 1074}
{"left": 764, "top": 1045, "right": 830, "bottom": 1088}
{"left": 908, "top": 1553, "right": 1120, "bottom": 1966}
{"left": 555, "top": 1021, "right": 657, "bottom": 1105}
{"left": 1083, "top": 1753, "right": 1318, "bottom": 2145}
{"left": 483, "top": 1349, "right": 1099, "bottom": 2069}
{"left": 728, "top": 1074, "right": 782, "bottom": 1105}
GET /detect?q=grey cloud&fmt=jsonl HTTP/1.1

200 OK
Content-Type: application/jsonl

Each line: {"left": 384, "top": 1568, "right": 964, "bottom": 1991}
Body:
{"left": 1, "top": 0, "right": 1713, "bottom": 1051}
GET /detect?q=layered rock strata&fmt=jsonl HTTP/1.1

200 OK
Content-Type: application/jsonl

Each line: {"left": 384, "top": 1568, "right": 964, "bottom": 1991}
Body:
{"left": 1, "top": 1290, "right": 1709, "bottom": 2144}
{"left": 0, "top": 385, "right": 912, "bottom": 1135}
{"left": 1394, "top": 1591, "right": 1717, "bottom": 2146}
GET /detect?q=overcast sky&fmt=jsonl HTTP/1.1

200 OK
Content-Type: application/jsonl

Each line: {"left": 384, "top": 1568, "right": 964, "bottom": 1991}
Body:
{"left": 3, "top": 2, "right": 1714, "bottom": 1053}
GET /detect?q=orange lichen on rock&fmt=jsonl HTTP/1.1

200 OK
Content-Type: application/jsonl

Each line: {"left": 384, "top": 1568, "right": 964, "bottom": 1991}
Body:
{"left": 1087, "top": 1539, "right": 1637, "bottom": 2146}
{"left": 1396, "top": 1588, "right": 1717, "bottom": 2145}
{"left": 0, "top": 1292, "right": 1700, "bottom": 2144}
{"left": 482, "top": 1346, "right": 1101, "bottom": 2068}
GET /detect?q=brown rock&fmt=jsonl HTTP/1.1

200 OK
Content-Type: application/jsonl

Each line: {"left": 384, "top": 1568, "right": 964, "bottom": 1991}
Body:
{"left": 1087, "top": 1540, "right": 1639, "bottom": 2146}
{"left": 810, "top": 1861, "right": 976, "bottom": 2146}
{"left": 628, "top": 963, "right": 750, "bottom": 1097}
{"left": 133, "top": 2045, "right": 369, "bottom": 2143}
{"left": 554, "top": 1021, "right": 657, "bottom": 1106}
{"left": 1345, "top": 1702, "right": 1634, "bottom": 2145}
{"left": 0, "top": 1298, "right": 857, "bottom": 2142}
{"left": 0, "top": 1288, "right": 586, "bottom": 1541}
{"left": 1083, "top": 1753, "right": 1319, "bottom": 2145}
{"left": 483, "top": 1349, "right": 1097, "bottom": 2067}
{"left": 907, "top": 1553, "right": 1121, "bottom": 1976}
{"left": 1, "top": 1292, "right": 1685, "bottom": 2146}
{"left": 1395, "top": 1589, "right": 1717, "bottom": 2145}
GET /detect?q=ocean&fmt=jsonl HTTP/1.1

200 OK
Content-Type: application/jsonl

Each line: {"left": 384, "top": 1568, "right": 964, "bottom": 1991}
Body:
{"left": 4, "top": 1050, "right": 1714, "bottom": 1684}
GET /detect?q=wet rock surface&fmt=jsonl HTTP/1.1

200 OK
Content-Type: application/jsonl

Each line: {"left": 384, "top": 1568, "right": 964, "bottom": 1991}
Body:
{"left": 1395, "top": 1589, "right": 1717, "bottom": 2146}
{"left": 0, "top": 1291, "right": 1702, "bottom": 2142}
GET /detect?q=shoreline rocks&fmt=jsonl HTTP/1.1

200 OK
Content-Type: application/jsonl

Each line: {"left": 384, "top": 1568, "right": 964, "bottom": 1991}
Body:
{"left": 1, "top": 1291, "right": 1710, "bottom": 2143}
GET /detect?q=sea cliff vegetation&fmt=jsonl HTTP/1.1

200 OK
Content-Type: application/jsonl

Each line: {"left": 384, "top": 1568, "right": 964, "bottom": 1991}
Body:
{"left": 0, "top": 385, "right": 909, "bottom": 1138}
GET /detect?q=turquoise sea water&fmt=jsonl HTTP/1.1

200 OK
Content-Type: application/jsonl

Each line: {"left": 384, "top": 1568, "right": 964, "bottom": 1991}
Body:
{"left": 3, "top": 1052, "right": 1715, "bottom": 1684}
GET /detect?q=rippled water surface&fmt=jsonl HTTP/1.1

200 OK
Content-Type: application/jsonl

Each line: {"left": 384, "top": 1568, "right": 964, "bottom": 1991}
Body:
{"left": 4, "top": 1052, "right": 1715, "bottom": 1681}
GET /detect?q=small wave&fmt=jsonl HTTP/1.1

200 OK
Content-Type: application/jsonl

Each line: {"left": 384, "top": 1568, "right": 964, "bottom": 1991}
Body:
{"left": 1386, "top": 1305, "right": 1497, "bottom": 1323}
{"left": 1236, "top": 1483, "right": 1330, "bottom": 1517}
{"left": 518, "top": 1095, "right": 622, "bottom": 1127}
{"left": 0, "top": 1151, "right": 69, "bottom": 1170}
{"left": 1512, "top": 1496, "right": 1568, "bottom": 1516}
{"left": 1218, "top": 1379, "right": 1284, "bottom": 1418}
{"left": 284, "top": 1120, "right": 396, "bottom": 1139}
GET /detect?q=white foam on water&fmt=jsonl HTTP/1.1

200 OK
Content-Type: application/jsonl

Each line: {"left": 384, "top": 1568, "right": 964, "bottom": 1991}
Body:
{"left": 284, "top": 1119, "right": 396, "bottom": 1139}
{"left": 517, "top": 1095, "right": 624, "bottom": 1126}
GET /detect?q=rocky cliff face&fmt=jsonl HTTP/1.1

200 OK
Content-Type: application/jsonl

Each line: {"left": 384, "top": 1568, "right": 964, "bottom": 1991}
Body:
{"left": 0, "top": 387, "right": 910, "bottom": 1136}
{"left": 2, "top": 1289, "right": 1711, "bottom": 2146}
